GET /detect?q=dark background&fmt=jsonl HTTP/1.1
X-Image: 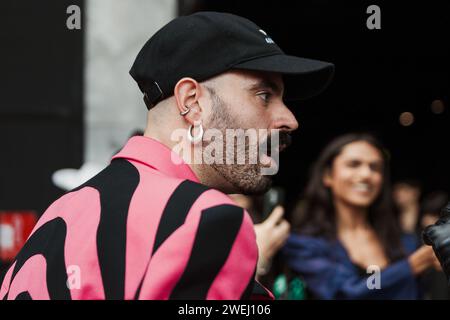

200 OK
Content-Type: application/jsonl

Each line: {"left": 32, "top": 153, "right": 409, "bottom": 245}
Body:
{"left": 0, "top": 0, "right": 449, "bottom": 272}
{"left": 0, "top": 0, "right": 84, "bottom": 213}
{"left": 180, "top": 0, "right": 450, "bottom": 214}
{"left": 0, "top": 0, "right": 84, "bottom": 274}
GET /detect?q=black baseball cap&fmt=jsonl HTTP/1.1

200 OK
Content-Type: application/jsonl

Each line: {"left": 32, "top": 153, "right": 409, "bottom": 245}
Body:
{"left": 130, "top": 11, "right": 334, "bottom": 109}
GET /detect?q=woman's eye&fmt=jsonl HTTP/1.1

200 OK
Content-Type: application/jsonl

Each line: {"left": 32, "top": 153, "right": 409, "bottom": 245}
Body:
{"left": 370, "top": 163, "right": 383, "bottom": 172}
{"left": 347, "top": 160, "right": 360, "bottom": 168}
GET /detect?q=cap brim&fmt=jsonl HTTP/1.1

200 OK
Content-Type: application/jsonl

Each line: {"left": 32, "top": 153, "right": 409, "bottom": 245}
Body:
{"left": 233, "top": 54, "right": 334, "bottom": 101}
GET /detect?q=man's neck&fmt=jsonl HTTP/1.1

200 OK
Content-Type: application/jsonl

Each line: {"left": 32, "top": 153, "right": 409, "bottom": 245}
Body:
{"left": 144, "top": 130, "right": 235, "bottom": 193}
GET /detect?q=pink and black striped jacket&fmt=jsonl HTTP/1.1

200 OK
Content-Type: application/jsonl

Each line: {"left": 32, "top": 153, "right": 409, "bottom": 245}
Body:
{"left": 0, "top": 136, "right": 273, "bottom": 300}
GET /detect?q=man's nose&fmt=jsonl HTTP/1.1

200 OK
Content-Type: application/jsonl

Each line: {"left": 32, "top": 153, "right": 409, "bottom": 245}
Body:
{"left": 272, "top": 103, "right": 299, "bottom": 132}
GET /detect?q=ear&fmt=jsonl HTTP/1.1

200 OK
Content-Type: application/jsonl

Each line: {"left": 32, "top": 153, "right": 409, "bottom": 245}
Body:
{"left": 173, "top": 77, "right": 204, "bottom": 126}
{"left": 322, "top": 168, "right": 333, "bottom": 188}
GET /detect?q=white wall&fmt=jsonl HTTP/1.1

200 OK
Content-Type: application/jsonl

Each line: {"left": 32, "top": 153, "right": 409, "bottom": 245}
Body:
{"left": 85, "top": 0, "right": 176, "bottom": 164}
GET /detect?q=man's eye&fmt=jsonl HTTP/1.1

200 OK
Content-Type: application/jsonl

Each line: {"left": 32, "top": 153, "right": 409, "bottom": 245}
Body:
{"left": 257, "top": 91, "right": 271, "bottom": 102}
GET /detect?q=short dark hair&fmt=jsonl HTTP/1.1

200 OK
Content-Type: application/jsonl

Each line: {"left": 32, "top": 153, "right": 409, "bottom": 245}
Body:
{"left": 393, "top": 179, "right": 422, "bottom": 191}
{"left": 421, "top": 191, "right": 449, "bottom": 216}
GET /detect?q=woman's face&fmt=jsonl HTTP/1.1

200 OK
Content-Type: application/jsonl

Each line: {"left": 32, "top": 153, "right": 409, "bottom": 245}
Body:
{"left": 323, "top": 141, "right": 384, "bottom": 208}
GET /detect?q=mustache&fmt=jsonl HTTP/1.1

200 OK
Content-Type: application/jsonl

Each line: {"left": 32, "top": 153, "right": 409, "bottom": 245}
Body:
{"left": 261, "top": 131, "right": 292, "bottom": 155}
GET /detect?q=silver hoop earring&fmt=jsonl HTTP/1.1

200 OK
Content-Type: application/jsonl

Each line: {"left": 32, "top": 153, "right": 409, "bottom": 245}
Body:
{"left": 180, "top": 107, "right": 190, "bottom": 116}
{"left": 187, "top": 123, "right": 203, "bottom": 143}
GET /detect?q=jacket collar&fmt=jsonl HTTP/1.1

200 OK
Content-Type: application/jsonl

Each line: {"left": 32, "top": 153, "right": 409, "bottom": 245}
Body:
{"left": 112, "top": 136, "right": 199, "bottom": 183}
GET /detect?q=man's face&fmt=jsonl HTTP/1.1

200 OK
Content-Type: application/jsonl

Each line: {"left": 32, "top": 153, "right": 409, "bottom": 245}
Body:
{"left": 201, "top": 70, "right": 299, "bottom": 194}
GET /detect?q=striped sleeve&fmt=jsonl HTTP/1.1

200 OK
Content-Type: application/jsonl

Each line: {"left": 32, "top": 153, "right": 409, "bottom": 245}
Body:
{"left": 136, "top": 187, "right": 259, "bottom": 300}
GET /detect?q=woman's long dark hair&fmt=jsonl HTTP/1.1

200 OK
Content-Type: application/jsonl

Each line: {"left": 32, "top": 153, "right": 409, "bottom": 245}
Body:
{"left": 292, "top": 133, "right": 406, "bottom": 262}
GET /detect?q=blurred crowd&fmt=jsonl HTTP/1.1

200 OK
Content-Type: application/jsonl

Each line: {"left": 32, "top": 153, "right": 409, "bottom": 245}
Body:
{"left": 1, "top": 132, "right": 448, "bottom": 299}
{"left": 232, "top": 132, "right": 449, "bottom": 300}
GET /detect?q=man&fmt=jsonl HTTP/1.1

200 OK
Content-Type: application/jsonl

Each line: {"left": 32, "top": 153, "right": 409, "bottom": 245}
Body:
{"left": 0, "top": 11, "right": 334, "bottom": 300}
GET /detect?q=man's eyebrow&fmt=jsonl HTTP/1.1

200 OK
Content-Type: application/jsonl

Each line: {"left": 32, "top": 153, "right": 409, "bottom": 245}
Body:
{"left": 247, "top": 79, "right": 283, "bottom": 95}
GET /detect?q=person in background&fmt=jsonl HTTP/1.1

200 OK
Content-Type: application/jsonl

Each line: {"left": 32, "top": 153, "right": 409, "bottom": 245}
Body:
{"left": 421, "top": 191, "right": 449, "bottom": 230}
{"left": 283, "top": 133, "right": 440, "bottom": 299}
{"left": 229, "top": 194, "right": 290, "bottom": 281}
{"left": 393, "top": 180, "right": 422, "bottom": 242}
{"left": 422, "top": 202, "right": 450, "bottom": 292}
{"left": 420, "top": 191, "right": 450, "bottom": 299}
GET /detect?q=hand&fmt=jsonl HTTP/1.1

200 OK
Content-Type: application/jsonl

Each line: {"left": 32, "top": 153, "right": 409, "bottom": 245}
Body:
{"left": 254, "top": 206, "right": 290, "bottom": 275}
{"left": 422, "top": 202, "right": 450, "bottom": 283}
{"left": 408, "top": 245, "right": 439, "bottom": 275}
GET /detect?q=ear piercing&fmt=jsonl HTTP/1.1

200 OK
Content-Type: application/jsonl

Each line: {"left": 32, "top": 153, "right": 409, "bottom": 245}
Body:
{"left": 180, "top": 107, "right": 190, "bottom": 116}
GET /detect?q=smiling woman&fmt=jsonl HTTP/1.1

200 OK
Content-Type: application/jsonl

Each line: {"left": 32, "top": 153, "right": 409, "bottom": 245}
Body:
{"left": 283, "top": 133, "right": 439, "bottom": 299}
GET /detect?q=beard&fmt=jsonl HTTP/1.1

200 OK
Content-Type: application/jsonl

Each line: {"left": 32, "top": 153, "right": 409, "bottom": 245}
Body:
{"left": 202, "top": 88, "right": 273, "bottom": 195}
